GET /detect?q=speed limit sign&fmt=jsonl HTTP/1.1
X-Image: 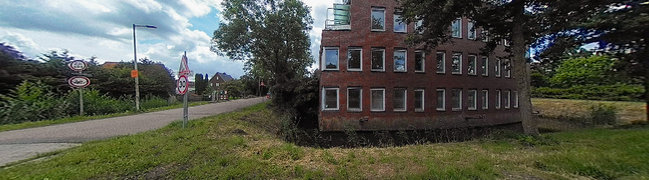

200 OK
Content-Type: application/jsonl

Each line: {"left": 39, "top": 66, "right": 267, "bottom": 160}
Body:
{"left": 177, "top": 75, "right": 189, "bottom": 95}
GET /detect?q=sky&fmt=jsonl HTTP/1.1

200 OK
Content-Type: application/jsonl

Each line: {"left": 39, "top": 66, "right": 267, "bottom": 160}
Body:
{"left": 0, "top": 0, "right": 339, "bottom": 79}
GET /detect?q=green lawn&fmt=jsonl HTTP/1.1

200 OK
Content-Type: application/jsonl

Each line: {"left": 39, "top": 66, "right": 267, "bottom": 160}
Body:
{"left": 0, "top": 101, "right": 209, "bottom": 133}
{"left": 1, "top": 102, "right": 648, "bottom": 179}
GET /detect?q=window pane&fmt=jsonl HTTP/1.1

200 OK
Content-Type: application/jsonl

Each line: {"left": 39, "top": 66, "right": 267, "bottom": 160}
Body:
{"left": 505, "top": 59, "right": 511, "bottom": 77}
{"left": 452, "top": 53, "right": 461, "bottom": 74}
{"left": 436, "top": 89, "right": 445, "bottom": 110}
{"left": 394, "top": 50, "right": 406, "bottom": 72}
{"left": 468, "top": 55, "right": 476, "bottom": 75}
{"left": 436, "top": 52, "right": 445, "bottom": 73}
{"left": 348, "top": 49, "right": 361, "bottom": 70}
{"left": 415, "top": 90, "right": 424, "bottom": 110}
{"left": 468, "top": 90, "right": 477, "bottom": 110}
{"left": 393, "top": 88, "right": 406, "bottom": 111}
{"left": 481, "top": 90, "right": 488, "bottom": 109}
{"left": 371, "top": 89, "right": 384, "bottom": 111}
{"left": 325, "top": 89, "right": 337, "bottom": 109}
{"left": 372, "top": 49, "right": 384, "bottom": 70}
{"left": 348, "top": 89, "right": 361, "bottom": 110}
{"left": 325, "top": 49, "right": 338, "bottom": 69}
{"left": 496, "top": 90, "right": 501, "bottom": 109}
{"left": 495, "top": 59, "right": 501, "bottom": 76}
{"left": 514, "top": 91, "right": 519, "bottom": 108}
{"left": 452, "top": 19, "right": 461, "bottom": 37}
{"left": 468, "top": 21, "right": 476, "bottom": 39}
{"left": 415, "top": 52, "right": 424, "bottom": 72}
{"left": 415, "top": 19, "right": 423, "bottom": 34}
{"left": 452, "top": 89, "right": 462, "bottom": 110}
{"left": 505, "top": 91, "right": 511, "bottom": 108}
{"left": 481, "top": 57, "right": 488, "bottom": 76}
{"left": 371, "top": 9, "right": 385, "bottom": 30}
{"left": 394, "top": 14, "right": 406, "bottom": 32}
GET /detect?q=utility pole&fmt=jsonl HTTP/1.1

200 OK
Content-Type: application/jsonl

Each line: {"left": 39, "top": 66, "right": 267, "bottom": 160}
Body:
{"left": 132, "top": 24, "right": 157, "bottom": 111}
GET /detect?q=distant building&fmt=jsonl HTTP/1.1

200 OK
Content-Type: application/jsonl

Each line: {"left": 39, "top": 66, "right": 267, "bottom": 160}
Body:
{"left": 209, "top": 72, "right": 234, "bottom": 87}
{"left": 319, "top": 1, "right": 519, "bottom": 131}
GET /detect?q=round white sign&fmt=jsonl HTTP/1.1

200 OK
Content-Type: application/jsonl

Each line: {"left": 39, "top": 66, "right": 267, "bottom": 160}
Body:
{"left": 68, "top": 76, "right": 90, "bottom": 88}
{"left": 68, "top": 60, "right": 87, "bottom": 71}
{"left": 177, "top": 75, "right": 189, "bottom": 94}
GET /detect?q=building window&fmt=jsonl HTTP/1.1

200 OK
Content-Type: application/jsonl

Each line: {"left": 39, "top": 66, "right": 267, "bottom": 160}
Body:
{"left": 505, "top": 90, "right": 511, "bottom": 109}
{"left": 414, "top": 89, "right": 424, "bottom": 112}
{"left": 371, "top": 8, "right": 385, "bottom": 31}
{"left": 347, "top": 87, "right": 362, "bottom": 112}
{"left": 393, "top": 13, "right": 406, "bottom": 33}
{"left": 371, "top": 88, "right": 385, "bottom": 111}
{"left": 468, "top": 55, "right": 477, "bottom": 75}
{"left": 436, "top": 89, "right": 445, "bottom": 111}
{"left": 393, "top": 88, "right": 407, "bottom": 111}
{"left": 451, "top": 89, "right": 462, "bottom": 111}
{"left": 415, "top": 51, "right": 425, "bottom": 72}
{"left": 347, "top": 48, "right": 362, "bottom": 71}
{"left": 482, "top": 30, "right": 490, "bottom": 42}
{"left": 451, "top": 18, "right": 461, "bottom": 38}
{"left": 322, "top": 87, "right": 339, "bottom": 110}
{"left": 371, "top": 48, "right": 385, "bottom": 71}
{"left": 504, "top": 59, "right": 511, "bottom": 78}
{"left": 436, "top": 52, "right": 445, "bottom": 74}
{"left": 514, "top": 91, "right": 519, "bottom": 108}
{"left": 467, "top": 21, "right": 476, "bottom": 40}
{"left": 495, "top": 59, "right": 501, "bottom": 77}
{"left": 393, "top": 50, "right": 407, "bottom": 72}
{"left": 323, "top": 47, "right": 339, "bottom": 70}
{"left": 503, "top": 39, "right": 511, "bottom": 46}
{"left": 451, "top": 53, "right": 462, "bottom": 74}
{"left": 415, "top": 19, "right": 423, "bottom": 34}
{"left": 468, "top": 89, "right": 477, "bottom": 110}
{"left": 481, "top": 57, "right": 489, "bottom": 76}
{"left": 495, "top": 89, "right": 501, "bottom": 109}
{"left": 481, "top": 90, "right": 489, "bottom": 110}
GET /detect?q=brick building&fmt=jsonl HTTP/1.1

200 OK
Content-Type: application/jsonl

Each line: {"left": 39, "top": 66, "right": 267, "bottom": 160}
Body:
{"left": 319, "top": 0, "right": 520, "bottom": 131}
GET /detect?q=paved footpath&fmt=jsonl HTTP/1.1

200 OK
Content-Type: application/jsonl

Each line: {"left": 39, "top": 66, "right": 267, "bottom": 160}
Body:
{"left": 0, "top": 97, "right": 266, "bottom": 166}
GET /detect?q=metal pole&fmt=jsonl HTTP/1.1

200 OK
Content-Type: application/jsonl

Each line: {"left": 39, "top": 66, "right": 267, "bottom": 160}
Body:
{"left": 79, "top": 88, "right": 84, "bottom": 116}
{"left": 132, "top": 24, "right": 140, "bottom": 111}
{"left": 258, "top": 79, "right": 261, "bottom": 96}
{"left": 183, "top": 88, "right": 188, "bottom": 128}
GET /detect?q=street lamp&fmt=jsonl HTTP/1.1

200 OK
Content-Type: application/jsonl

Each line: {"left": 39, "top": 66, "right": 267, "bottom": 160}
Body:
{"left": 132, "top": 24, "right": 157, "bottom": 111}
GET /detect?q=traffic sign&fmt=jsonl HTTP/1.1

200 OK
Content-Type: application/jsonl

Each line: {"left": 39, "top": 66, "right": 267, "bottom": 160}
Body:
{"left": 178, "top": 54, "right": 190, "bottom": 75}
{"left": 131, "top": 70, "right": 139, "bottom": 78}
{"left": 68, "top": 76, "right": 91, "bottom": 88}
{"left": 68, "top": 60, "right": 88, "bottom": 71}
{"left": 177, "top": 75, "right": 189, "bottom": 95}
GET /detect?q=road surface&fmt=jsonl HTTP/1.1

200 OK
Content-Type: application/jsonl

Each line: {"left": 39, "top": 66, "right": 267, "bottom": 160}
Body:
{"left": 0, "top": 97, "right": 266, "bottom": 166}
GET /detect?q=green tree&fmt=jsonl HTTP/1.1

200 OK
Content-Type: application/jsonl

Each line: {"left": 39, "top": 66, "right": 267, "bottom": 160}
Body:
{"left": 399, "top": 0, "right": 611, "bottom": 135}
{"left": 211, "top": 0, "right": 314, "bottom": 115}
{"left": 550, "top": 55, "right": 623, "bottom": 88}
{"left": 195, "top": 73, "right": 204, "bottom": 95}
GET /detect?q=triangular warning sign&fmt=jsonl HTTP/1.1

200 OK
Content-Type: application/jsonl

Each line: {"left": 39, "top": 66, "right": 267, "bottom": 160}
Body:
{"left": 178, "top": 53, "right": 190, "bottom": 75}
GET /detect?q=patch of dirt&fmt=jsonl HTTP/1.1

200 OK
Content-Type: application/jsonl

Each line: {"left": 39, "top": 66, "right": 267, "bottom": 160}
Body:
{"left": 232, "top": 129, "right": 248, "bottom": 135}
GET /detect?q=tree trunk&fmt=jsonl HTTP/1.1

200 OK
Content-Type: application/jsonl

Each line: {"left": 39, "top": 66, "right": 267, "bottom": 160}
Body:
{"left": 512, "top": 0, "right": 539, "bottom": 135}
{"left": 644, "top": 60, "right": 649, "bottom": 122}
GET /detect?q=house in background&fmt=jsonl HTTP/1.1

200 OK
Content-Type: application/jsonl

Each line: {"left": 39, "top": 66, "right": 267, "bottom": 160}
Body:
{"left": 209, "top": 72, "right": 234, "bottom": 100}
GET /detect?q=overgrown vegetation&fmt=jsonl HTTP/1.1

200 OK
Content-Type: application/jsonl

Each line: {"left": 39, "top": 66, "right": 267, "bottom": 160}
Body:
{"left": 2, "top": 103, "right": 648, "bottom": 179}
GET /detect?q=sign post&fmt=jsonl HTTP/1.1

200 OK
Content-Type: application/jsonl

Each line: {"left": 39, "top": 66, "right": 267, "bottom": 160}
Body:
{"left": 67, "top": 60, "right": 89, "bottom": 116}
{"left": 177, "top": 52, "right": 190, "bottom": 128}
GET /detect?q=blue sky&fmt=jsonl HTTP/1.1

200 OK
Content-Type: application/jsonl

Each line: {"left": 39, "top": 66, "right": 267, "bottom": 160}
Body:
{"left": 0, "top": 0, "right": 338, "bottom": 79}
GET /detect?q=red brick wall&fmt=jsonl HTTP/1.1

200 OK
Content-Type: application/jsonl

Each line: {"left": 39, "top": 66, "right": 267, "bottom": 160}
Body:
{"left": 319, "top": 0, "right": 520, "bottom": 131}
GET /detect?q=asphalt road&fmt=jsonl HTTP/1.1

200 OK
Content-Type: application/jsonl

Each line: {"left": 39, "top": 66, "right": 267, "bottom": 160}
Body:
{"left": 0, "top": 97, "right": 266, "bottom": 166}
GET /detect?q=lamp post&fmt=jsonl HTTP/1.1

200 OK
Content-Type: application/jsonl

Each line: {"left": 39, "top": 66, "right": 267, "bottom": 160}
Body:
{"left": 132, "top": 24, "right": 157, "bottom": 111}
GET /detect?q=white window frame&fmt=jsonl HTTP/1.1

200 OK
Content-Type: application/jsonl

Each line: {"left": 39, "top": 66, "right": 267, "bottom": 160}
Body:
{"left": 496, "top": 90, "right": 501, "bottom": 109}
{"left": 505, "top": 59, "right": 511, "bottom": 78}
{"left": 414, "top": 89, "right": 425, "bottom": 112}
{"left": 452, "top": 89, "right": 462, "bottom": 111}
{"left": 393, "top": 88, "right": 407, "bottom": 112}
{"left": 322, "top": 87, "right": 339, "bottom": 111}
{"left": 468, "top": 55, "right": 477, "bottom": 75}
{"left": 468, "top": 89, "right": 477, "bottom": 110}
{"left": 481, "top": 57, "right": 489, "bottom": 76}
{"left": 467, "top": 21, "right": 476, "bottom": 40}
{"left": 495, "top": 59, "right": 501, "bottom": 77}
{"left": 451, "top": 53, "right": 462, "bottom": 75}
{"left": 505, "top": 90, "right": 511, "bottom": 109}
{"left": 503, "top": 39, "right": 511, "bottom": 46}
{"left": 393, "top": 13, "right": 406, "bottom": 33}
{"left": 481, "top": 90, "right": 489, "bottom": 110}
{"left": 436, "top": 52, "right": 445, "bottom": 74}
{"left": 436, "top": 89, "right": 446, "bottom": 111}
{"left": 371, "top": 8, "right": 386, "bottom": 32}
{"left": 370, "top": 88, "right": 386, "bottom": 112}
{"left": 514, "top": 91, "right": 519, "bottom": 108}
{"left": 347, "top": 48, "right": 363, "bottom": 71}
{"left": 394, "top": 49, "right": 407, "bottom": 72}
{"left": 371, "top": 48, "right": 385, "bottom": 72}
{"left": 415, "top": 19, "right": 423, "bottom": 34}
{"left": 322, "top": 47, "right": 339, "bottom": 71}
{"left": 347, "top": 87, "right": 362, "bottom": 112}
{"left": 414, "top": 51, "right": 425, "bottom": 73}
{"left": 451, "top": 18, "right": 462, "bottom": 38}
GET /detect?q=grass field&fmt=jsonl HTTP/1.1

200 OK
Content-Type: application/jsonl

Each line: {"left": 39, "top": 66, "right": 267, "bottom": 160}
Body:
{"left": 1, "top": 102, "right": 648, "bottom": 179}
{"left": 0, "top": 101, "right": 210, "bottom": 133}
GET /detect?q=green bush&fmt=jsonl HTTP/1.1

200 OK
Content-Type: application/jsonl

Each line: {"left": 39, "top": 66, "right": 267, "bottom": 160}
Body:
{"left": 140, "top": 95, "right": 170, "bottom": 110}
{"left": 532, "top": 84, "right": 643, "bottom": 101}
{"left": 66, "top": 89, "right": 132, "bottom": 116}
{"left": 589, "top": 104, "right": 617, "bottom": 125}
{"left": 0, "top": 81, "right": 70, "bottom": 124}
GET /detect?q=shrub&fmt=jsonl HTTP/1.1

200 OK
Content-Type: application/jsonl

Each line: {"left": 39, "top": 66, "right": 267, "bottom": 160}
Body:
{"left": 140, "top": 95, "right": 170, "bottom": 110}
{"left": 0, "top": 81, "right": 69, "bottom": 124}
{"left": 66, "top": 89, "right": 132, "bottom": 116}
{"left": 532, "top": 84, "right": 643, "bottom": 101}
{"left": 589, "top": 104, "right": 617, "bottom": 125}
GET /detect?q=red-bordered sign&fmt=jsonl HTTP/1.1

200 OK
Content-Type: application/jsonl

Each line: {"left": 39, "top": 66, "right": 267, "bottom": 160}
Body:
{"left": 177, "top": 75, "right": 189, "bottom": 95}
{"left": 68, "top": 76, "right": 91, "bottom": 88}
{"left": 68, "top": 60, "right": 88, "bottom": 71}
{"left": 178, "top": 55, "right": 190, "bottom": 75}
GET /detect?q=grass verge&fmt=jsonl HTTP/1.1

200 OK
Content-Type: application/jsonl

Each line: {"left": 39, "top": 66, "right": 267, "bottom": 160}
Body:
{"left": 1, "top": 102, "right": 648, "bottom": 179}
{"left": 0, "top": 101, "right": 209, "bottom": 132}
